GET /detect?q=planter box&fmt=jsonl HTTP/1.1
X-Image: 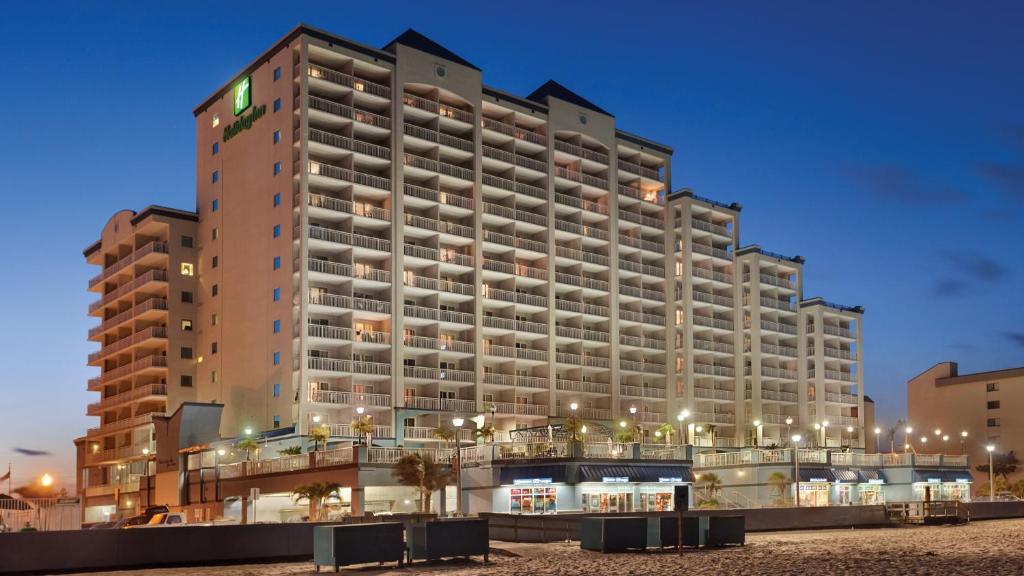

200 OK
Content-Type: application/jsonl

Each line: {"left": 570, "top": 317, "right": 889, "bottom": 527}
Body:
{"left": 313, "top": 523, "right": 405, "bottom": 572}
{"left": 408, "top": 518, "right": 489, "bottom": 563}
{"left": 580, "top": 517, "right": 648, "bottom": 552}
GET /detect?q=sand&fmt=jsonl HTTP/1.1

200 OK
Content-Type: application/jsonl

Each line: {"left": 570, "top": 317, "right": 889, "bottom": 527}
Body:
{"left": 76, "top": 518, "right": 1024, "bottom": 576}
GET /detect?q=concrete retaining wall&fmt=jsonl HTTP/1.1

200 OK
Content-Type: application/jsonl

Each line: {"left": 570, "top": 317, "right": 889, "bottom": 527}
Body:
{"left": 964, "top": 501, "right": 1024, "bottom": 520}
{"left": 481, "top": 506, "right": 891, "bottom": 542}
{"left": 0, "top": 514, "right": 433, "bottom": 575}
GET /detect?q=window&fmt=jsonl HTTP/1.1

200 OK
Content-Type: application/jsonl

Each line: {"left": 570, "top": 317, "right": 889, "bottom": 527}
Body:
{"left": 273, "top": 162, "right": 282, "bottom": 175}
{"left": 273, "top": 287, "right": 281, "bottom": 301}
{"left": 181, "top": 347, "right": 193, "bottom": 359}
{"left": 181, "top": 235, "right": 193, "bottom": 248}
{"left": 212, "top": 199, "right": 219, "bottom": 212}
{"left": 273, "top": 66, "right": 281, "bottom": 81}
{"left": 181, "top": 319, "right": 193, "bottom": 331}
{"left": 273, "top": 383, "right": 281, "bottom": 397}
{"left": 212, "top": 255, "right": 218, "bottom": 268}
{"left": 212, "top": 284, "right": 219, "bottom": 297}
{"left": 988, "top": 418, "right": 1001, "bottom": 427}
{"left": 273, "top": 224, "right": 281, "bottom": 238}
{"left": 212, "top": 227, "right": 219, "bottom": 240}
{"left": 273, "top": 256, "right": 281, "bottom": 270}
{"left": 180, "top": 375, "right": 193, "bottom": 387}
{"left": 212, "top": 113, "right": 219, "bottom": 128}
{"left": 273, "top": 319, "right": 281, "bottom": 333}
{"left": 212, "top": 142, "right": 219, "bottom": 156}
{"left": 180, "top": 262, "right": 194, "bottom": 276}
{"left": 181, "top": 291, "right": 193, "bottom": 303}
{"left": 273, "top": 129, "right": 280, "bottom": 144}
{"left": 273, "top": 351, "right": 280, "bottom": 365}
{"left": 988, "top": 400, "right": 1001, "bottom": 410}
{"left": 273, "top": 193, "right": 281, "bottom": 207}
{"left": 211, "top": 370, "right": 217, "bottom": 383}
{"left": 211, "top": 313, "right": 218, "bottom": 326}
{"left": 211, "top": 342, "right": 218, "bottom": 354}
{"left": 211, "top": 170, "right": 219, "bottom": 183}
{"left": 987, "top": 382, "right": 1000, "bottom": 392}
{"left": 273, "top": 98, "right": 281, "bottom": 112}
{"left": 273, "top": 415, "right": 280, "bottom": 428}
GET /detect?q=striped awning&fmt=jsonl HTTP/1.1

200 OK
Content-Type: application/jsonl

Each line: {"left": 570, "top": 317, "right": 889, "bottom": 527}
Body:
{"left": 912, "top": 470, "right": 973, "bottom": 483}
{"left": 499, "top": 464, "right": 568, "bottom": 485}
{"left": 798, "top": 468, "right": 836, "bottom": 483}
{"left": 858, "top": 469, "right": 887, "bottom": 483}
{"left": 831, "top": 468, "right": 860, "bottom": 483}
{"left": 578, "top": 464, "right": 695, "bottom": 483}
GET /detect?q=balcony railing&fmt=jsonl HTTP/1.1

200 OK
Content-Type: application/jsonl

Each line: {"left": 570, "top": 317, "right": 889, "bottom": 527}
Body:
{"left": 691, "top": 242, "right": 732, "bottom": 260}
{"left": 403, "top": 183, "right": 474, "bottom": 210}
{"left": 307, "top": 160, "right": 391, "bottom": 191}
{"left": 619, "top": 384, "right": 667, "bottom": 398}
{"left": 403, "top": 335, "right": 474, "bottom": 354}
{"left": 553, "top": 139, "right": 609, "bottom": 164}
{"left": 403, "top": 153, "right": 473, "bottom": 181}
{"left": 87, "top": 383, "right": 167, "bottom": 415}
{"left": 402, "top": 123, "right": 474, "bottom": 152}
{"left": 89, "top": 270, "right": 168, "bottom": 313}
{"left": 691, "top": 266, "right": 733, "bottom": 284}
{"left": 691, "top": 218, "right": 730, "bottom": 237}
{"left": 308, "top": 128, "right": 391, "bottom": 160}
{"left": 88, "top": 241, "right": 169, "bottom": 288}
{"left": 694, "top": 387, "right": 735, "bottom": 401}
{"left": 307, "top": 95, "right": 391, "bottom": 130}
{"left": 89, "top": 326, "right": 167, "bottom": 364}
{"left": 403, "top": 366, "right": 475, "bottom": 383}
{"left": 555, "top": 166, "right": 608, "bottom": 189}
{"left": 307, "top": 64, "right": 390, "bottom": 99}
{"left": 87, "top": 412, "right": 158, "bottom": 437}
{"left": 481, "top": 117, "right": 545, "bottom": 146}
{"left": 555, "top": 379, "right": 610, "bottom": 395}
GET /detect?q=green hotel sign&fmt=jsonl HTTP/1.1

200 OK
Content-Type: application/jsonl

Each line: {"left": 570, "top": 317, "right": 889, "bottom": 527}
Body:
{"left": 223, "top": 75, "right": 265, "bottom": 142}
{"left": 233, "top": 76, "right": 251, "bottom": 115}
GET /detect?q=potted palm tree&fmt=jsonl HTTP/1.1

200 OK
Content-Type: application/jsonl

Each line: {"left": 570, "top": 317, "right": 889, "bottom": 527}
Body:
{"left": 350, "top": 415, "right": 374, "bottom": 446}
{"left": 392, "top": 453, "right": 452, "bottom": 513}
{"left": 311, "top": 425, "right": 330, "bottom": 451}
{"left": 656, "top": 423, "right": 675, "bottom": 445}
{"left": 236, "top": 437, "right": 259, "bottom": 461}
{"left": 291, "top": 482, "right": 342, "bottom": 521}
{"left": 474, "top": 422, "right": 495, "bottom": 443}
{"left": 432, "top": 425, "right": 457, "bottom": 448}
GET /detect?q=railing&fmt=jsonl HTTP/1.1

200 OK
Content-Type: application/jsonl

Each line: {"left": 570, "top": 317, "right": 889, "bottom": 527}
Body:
{"left": 693, "top": 387, "right": 735, "bottom": 401}
{"left": 691, "top": 218, "right": 730, "bottom": 237}
{"left": 403, "top": 334, "right": 474, "bottom": 354}
{"left": 825, "top": 392, "right": 858, "bottom": 404}
{"left": 307, "top": 192, "right": 392, "bottom": 222}
{"left": 95, "top": 354, "right": 167, "bottom": 385}
{"left": 402, "top": 183, "right": 474, "bottom": 209}
{"left": 308, "top": 64, "right": 391, "bottom": 98}
{"left": 745, "top": 273, "right": 794, "bottom": 290}
{"left": 808, "top": 369, "right": 856, "bottom": 382}
{"left": 691, "top": 315, "right": 734, "bottom": 331}
{"left": 307, "top": 160, "right": 391, "bottom": 191}
{"left": 760, "top": 320, "right": 798, "bottom": 334}
{"left": 810, "top": 346, "right": 857, "bottom": 361}
{"left": 219, "top": 447, "right": 355, "bottom": 479}
{"left": 693, "top": 339, "right": 734, "bottom": 354}
{"left": 403, "top": 153, "right": 474, "bottom": 181}
{"left": 759, "top": 296, "right": 797, "bottom": 312}
{"left": 619, "top": 384, "right": 667, "bottom": 398}
{"left": 553, "top": 139, "right": 609, "bottom": 164}
{"left": 323, "top": 423, "right": 393, "bottom": 439}
{"left": 402, "top": 123, "right": 474, "bottom": 152}
{"left": 87, "top": 412, "right": 158, "bottom": 436}
{"left": 618, "top": 210, "right": 663, "bottom": 229}
{"left": 307, "top": 95, "right": 392, "bottom": 130}
{"left": 368, "top": 447, "right": 454, "bottom": 464}
{"left": 556, "top": 379, "right": 610, "bottom": 395}
{"left": 481, "top": 117, "right": 546, "bottom": 146}
{"left": 760, "top": 343, "right": 797, "bottom": 357}
{"left": 89, "top": 297, "right": 168, "bottom": 338}
{"left": 87, "top": 383, "right": 167, "bottom": 414}
{"left": 582, "top": 443, "right": 633, "bottom": 459}
{"left": 308, "top": 128, "right": 391, "bottom": 160}
{"left": 306, "top": 225, "right": 392, "bottom": 252}
{"left": 555, "top": 166, "right": 608, "bottom": 189}
{"left": 89, "top": 326, "right": 168, "bottom": 364}
{"left": 89, "top": 270, "right": 168, "bottom": 313}
{"left": 481, "top": 173, "right": 546, "bottom": 199}
{"left": 555, "top": 192, "right": 608, "bottom": 215}
{"left": 692, "top": 266, "right": 733, "bottom": 284}
{"left": 618, "top": 334, "right": 665, "bottom": 350}
{"left": 88, "top": 241, "right": 169, "bottom": 287}
{"left": 691, "top": 242, "right": 732, "bottom": 260}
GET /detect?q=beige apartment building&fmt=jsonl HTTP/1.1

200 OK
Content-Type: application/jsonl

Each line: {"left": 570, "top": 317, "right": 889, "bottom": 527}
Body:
{"left": 79, "top": 25, "right": 865, "bottom": 521}
{"left": 909, "top": 362, "right": 1024, "bottom": 487}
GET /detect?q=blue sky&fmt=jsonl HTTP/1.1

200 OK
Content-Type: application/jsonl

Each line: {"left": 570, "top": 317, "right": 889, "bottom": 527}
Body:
{"left": 1, "top": 1, "right": 1021, "bottom": 488}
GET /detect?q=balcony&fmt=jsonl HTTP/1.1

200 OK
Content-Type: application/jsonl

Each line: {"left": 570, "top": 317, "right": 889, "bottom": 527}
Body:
{"left": 307, "top": 95, "right": 391, "bottom": 130}
{"left": 402, "top": 244, "right": 474, "bottom": 268}
{"left": 761, "top": 343, "right": 798, "bottom": 357}
{"left": 483, "top": 344, "right": 549, "bottom": 362}
{"left": 307, "top": 225, "right": 391, "bottom": 253}
{"left": 618, "top": 210, "right": 662, "bottom": 229}
{"left": 619, "top": 384, "right": 667, "bottom": 399}
{"left": 555, "top": 166, "right": 608, "bottom": 190}
{"left": 619, "top": 360, "right": 666, "bottom": 375}
{"left": 93, "top": 354, "right": 168, "bottom": 387}
{"left": 694, "top": 387, "right": 735, "bottom": 401}
{"left": 555, "top": 246, "right": 609, "bottom": 267}
{"left": 87, "top": 383, "right": 167, "bottom": 416}
{"left": 307, "top": 160, "right": 391, "bottom": 192}
{"left": 403, "top": 366, "right": 475, "bottom": 383}
{"left": 692, "top": 411, "right": 735, "bottom": 425}
{"left": 617, "top": 159, "right": 662, "bottom": 181}
{"left": 810, "top": 346, "right": 857, "bottom": 361}
{"left": 758, "top": 296, "right": 797, "bottom": 312}
{"left": 554, "top": 220, "right": 610, "bottom": 242}
{"left": 308, "top": 292, "right": 391, "bottom": 315}
{"left": 481, "top": 173, "right": 546, "bottom": 200}
{"left": 89, "top": 326, "right": 167, "bottom": 364}
{"left": 89, "top": 270, "right": 168, "bottom": 314}
{"left": 307, "top": 323, "right": 355, "bottom": 342}
{"left": 403, "top": 335, "right": 474, "bottom": 354}
{"left": 88, "top": 241, "right": 169, "bottom": 288}
{"left": 746, "top": 388, "right": 798, "bottom": 403}
{"left": 825, "top": 392, "right": 859, "bottom": 404}
{"left": 619, "top": 284, "right": 666, "bottom": 303}
{"left": 691, "top": 266, "right": 733, "bottom": 284}
{"left": 691, "top": 218, "right": 730, "bottom": 237}
{"left": 618, "top": 309, "right": 664, "bottom": 326}
{"left": 554, "top": 272, "right": 609, "bottom": 292}
{"left": 402, "top": 92, "right": 473, "bottom": 125}
{"left": 87, "top": 412, "right": 159, "bottom": 437}
{"left": 693, "top": 338, "right": 734, "bottom": 354}
{"left": 402, "top": 123, "right": 473, "bottom": 153}
{"left": 481, "top": 117, "right": 545, "bottom": 146}
{"left": 403, "top": 153, "right": 473, "bottom": 181}
{"left": 745, "top": 273, "right": 794, "bottom": 290}
{"left": 403, "top": 183, "right": 474, "bottom": 210}
{"left": 556, "top": 352, "right": 609, "bottom": 369}
{"left": 557, "top": 406, "right": 610, "bottom": 420}
{"left": 809, "top": 369, "right": 856, "bottom": 383}
{"left": 307, "top": 64, "right": 391, "bottom": 99}
{"left": 618, "top": 334, "right": 665, "bottom": 350}
{"left": 306, "top": 260, "right": 391, "bottom": 284}
{"left": 482, "top": 145, "right": 546, "bottom": 173}
{"left": 308, "top": 128, "right": 391, "bottom": 160}
{"left": 618, "top": 234, "right": 663, "bottom": 254}
{"left": 307, "top": 193, "right": 391, "bottom": 222}
{"left": 404, "top": 214, "right": 474, "bottom": 239}
{"left": 555, "top": 379, "right": 610, "bottom": 395}
{"left": 482, "top": 286, "right": 548, "bottom": 308}
{"left": 759, "top": 320, "right": 797, "bottom": 335}
{"left": 693, "top": 363, "right": 735, "bottom": 378}
{"left": 756, "top": 366, "right": 798, "bottom": 380}
{"left": 309, "top": 389, "right": 392, "bottom": 408}
{"left": 555, "top": 193, "right": 608, "bottom": 215}
{"left": 691, "top": 314, "right": 734, "bottom": 331}
{"left": 553, "top": 139, "right": 608, "bottom": 164}
{"left": 691, "top": 242, "right": 732, "bottom": 260}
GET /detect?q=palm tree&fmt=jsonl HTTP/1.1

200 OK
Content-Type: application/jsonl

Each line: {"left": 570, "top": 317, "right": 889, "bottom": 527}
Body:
{"left": 886, "top": 419, "right": 904, "bottom": 453}
{"left": 977, "top": 450, "right": 1020, "bottom": 482}
{"left": 392, "top": 453, "right": 452, "bottom": 512}
{"left": 432, "top": 425, "right": 457, "bottom": 447}
{"left": 563, "top": 414, "right": 586, "bottom": 442}
{"left": 615, "top": 428, "right": 635, "bottom": 444}
{"left": 350, "top": 416, "right": 374, "bottom": 446}
{"left": 310, "top": 425, "right": 330, "bottom": 451}
{"left": 277, "top": 446, "right": 302, "bottom": 456}
{"left": 656, "top": 423, "right": 675, "bottom": 445}
{"left": 474, "top": 422, "right": 495, "bottom": 443}
{"left": 767, "top": 472, "right": 793, "bottom": 505}
{"left": 699, "top": 472, "right": 722, "bottom": 499}
{"left": 291, "top": 482, "right": 341, "bottom": 521}
{"left": 236, "top": 438, "right": 259, "bottom": 461}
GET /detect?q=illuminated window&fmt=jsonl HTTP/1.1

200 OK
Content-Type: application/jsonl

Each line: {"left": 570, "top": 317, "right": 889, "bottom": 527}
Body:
{"left": 180, "top": 262, "right": 194, "bottom": 276}
{"left": 211, "top": 113, "right": 219, "bottom": 128}
{"left": 181, "top": 319, "right": 193, "bottom": 331}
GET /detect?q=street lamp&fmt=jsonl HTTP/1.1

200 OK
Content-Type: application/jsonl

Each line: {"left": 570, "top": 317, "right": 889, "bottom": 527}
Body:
{"left": 142, "top": 448, "right": 150, "bottom": 456}
{"left": 987, "top": 445, "right": 996, "bottom": 502}
{"left": 846, "top": 426, "right": 854, "bottom": 447}
{"left": 960, "top": 431, "right": 968, "bottom": 455}
{"left": 792, "top": 434, "right": 803, "bottom": 507}
{"left": 677, "top": 410, "right": 689, "bottom": 445}
{"left": 244, "top": 427, "right": 253, "bottom": 436}
{"left": 752, "top": 419, "right": 762, "bottom": 448}
{"left": 40, "top": 473, "right": 53, "bottom": 488}
{"left": 452, "top": 416, "right": 465, "bottom": 516}
{"left": 904, "top": 426, "right": 913, "bottom": 452}
{"left": 873, "top": 427, "right": 881, "bottom": 452}
{"left": 312, "top": 415, "right": 321, "bottom": 423}
{"left": 785, "top": 417, "right": 793, "bottom": 442}
{"left": 934, "top": 428, "right": 942, "bottom": 437}
{"left": 356, "top": 406, "right": 365, "bottom": 415}
{"left": 821, "top": 421, "right": 829, "bottom": 447}
{"left": 570, "top": 402, "right": 578, "bottom": 412}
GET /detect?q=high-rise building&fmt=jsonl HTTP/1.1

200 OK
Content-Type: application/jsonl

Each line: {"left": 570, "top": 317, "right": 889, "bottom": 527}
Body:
{"left": 79, "top": 25, "right": 865, "bottom": 520}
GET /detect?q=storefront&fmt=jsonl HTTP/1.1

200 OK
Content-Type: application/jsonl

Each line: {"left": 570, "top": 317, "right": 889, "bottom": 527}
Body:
{"left": 796, "top": 468, "right": 834, "bottom": 506}
{"left": 497, "top": 465, "right": 570, "bottom": 514}
{"left": 832, "top": 469, "right": 859, "bottom": 505}
{"left": 912, "top": 471, "right": 972, "bottom": 502}
{"left": 856, "top": 469, "right": 886, "bottom": 505}
{"left": 510, "top": 480, "right": 559, "bottom": 513}
{"left": 577, "top": 465, "right": 694, "bottom": 513}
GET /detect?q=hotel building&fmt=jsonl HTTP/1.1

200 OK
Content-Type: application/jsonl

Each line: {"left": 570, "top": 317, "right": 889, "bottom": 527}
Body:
{"left": 908, "top": 362, "right": 1024, "bottom": 487}
{"left": 78, "top": 25, "right": 865, "bottom": 521}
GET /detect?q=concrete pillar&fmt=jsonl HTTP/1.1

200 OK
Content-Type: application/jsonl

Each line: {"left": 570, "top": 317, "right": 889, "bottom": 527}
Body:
{"left": 351, "top": 487, "right": 365, "bottom": 516}
{"left": 239, "top": 495, "right": 248, "bottom": 525}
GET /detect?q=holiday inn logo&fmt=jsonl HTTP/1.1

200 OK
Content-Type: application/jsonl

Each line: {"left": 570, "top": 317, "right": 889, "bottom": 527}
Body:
{"left": 232, "top": 75, "right": 251, "bottom": 116}
{"left": 222, "top": 74, "right": 265, "bottom": 142}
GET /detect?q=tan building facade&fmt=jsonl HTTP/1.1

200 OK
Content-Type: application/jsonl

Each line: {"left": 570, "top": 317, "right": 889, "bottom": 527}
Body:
{"left": 80, "top": 25, "right": 867, "bottom": 521}
{"left": 908, "top": 362, "right": 1024, "bottom": 487}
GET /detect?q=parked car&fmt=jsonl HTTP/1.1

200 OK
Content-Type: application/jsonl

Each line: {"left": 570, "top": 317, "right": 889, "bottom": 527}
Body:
{"left": 128, "top": 512, "right": 187, "bottom": 528}
{"left": 112, "top": 505, "right": 170, "bottom": 529}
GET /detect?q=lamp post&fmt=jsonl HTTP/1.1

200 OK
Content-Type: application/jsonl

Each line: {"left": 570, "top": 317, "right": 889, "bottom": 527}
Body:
{"left": 792, "top": 434, "right": 803, "bottom": 507}
{"left": 695, "top": 425, "right": 704, "bottom": 447}
{"left": 752, "top": 419, "right": 762, "bottom": 448}
{"left": 960, "top": 431, "right": 968, "bottom": 455}
{"left": 987, "top": 444, "right": 996, "bottom": 502}
{"left": 813, "top": 423, "right": 821, "bottom": 448}
{"left": 873, "top": 427, "right": 881, "bottom": 452}
{"left": 904, "top": 426, "right": 913, "bottom": 453}
{"left": 785, "top": 417, "right": 793, "bottom": 443}
{"left": 452, "top": 416, "right": 465, "bottom": 516}
{"left": 846, "top": 426, "right": 854, "bottom": 447}
{"left": 821, "top": 420, "right": 829, "bottom": 448}
{"left": 629, "top": 406, "right": 639, "bottom": 442}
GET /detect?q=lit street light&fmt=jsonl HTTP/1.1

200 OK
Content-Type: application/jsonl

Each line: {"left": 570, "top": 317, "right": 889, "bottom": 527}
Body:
{"left": 960, "top": 431, "right": 968, "bottom": 455}
{"left": 792, "top": 434, "right": 803, "bottom": 506}
{"left": 677, "top": 410, "right": 689, "bottom": 445}
{"left": 40, "top": 474, "right": 53, "bottom": 487}
{"left": 452, "top": 416, "right": 466, "bottom": 515}
{"left": 987, "top": 444, "right": 996, "bottom": 502}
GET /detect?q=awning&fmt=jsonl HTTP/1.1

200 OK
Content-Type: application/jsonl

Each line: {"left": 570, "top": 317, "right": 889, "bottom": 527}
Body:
{"left": 857, "top": 469, "right": 887, "bottom": 484}
{"left": 912, "top": 470, "right": 973, "bottom": 483}
{"left": 499, "top": 464, "right": 568, "bottom": 485}
{"left": 831, "top": 468, "right": 860, "bottom": 483}
{"left": 798, "top": 468, "right": 836, "bottom": 483}
{"left": 579, "top": 464, "right": 695, "bottom": 483}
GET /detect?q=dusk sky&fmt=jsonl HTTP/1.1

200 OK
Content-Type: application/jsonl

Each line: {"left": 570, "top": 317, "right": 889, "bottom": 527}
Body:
{"left": 1, "top": 1, "right": 1021, "bottom": 489}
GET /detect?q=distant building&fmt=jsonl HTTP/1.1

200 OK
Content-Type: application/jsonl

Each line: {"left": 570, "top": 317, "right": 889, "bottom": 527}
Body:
{"left": 908, "top": 362, "right": 1024, "bottom": 489}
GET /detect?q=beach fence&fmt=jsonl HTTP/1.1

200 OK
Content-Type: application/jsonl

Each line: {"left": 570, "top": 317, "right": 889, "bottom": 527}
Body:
{"left": 0, "top": 497, "right": 81, "bottom": 532}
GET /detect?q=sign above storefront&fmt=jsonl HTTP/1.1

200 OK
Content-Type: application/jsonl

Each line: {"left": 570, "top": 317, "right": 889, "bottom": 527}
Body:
{"left": 867, "top": 479, "right": 885, "bottom": 484}
{"left": 513, "top": 478, "right": 552, "bottom": 486}
{"left": 658, "top": 477, "right": 683, "bottom": 483}
{"left": 602, "top": 477, "right": 629, "bottom": 483}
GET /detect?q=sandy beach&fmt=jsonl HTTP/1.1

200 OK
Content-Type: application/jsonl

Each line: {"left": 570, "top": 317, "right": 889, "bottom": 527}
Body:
{"left": 76, "top": 518, "right": 1024, "bottom": 576}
